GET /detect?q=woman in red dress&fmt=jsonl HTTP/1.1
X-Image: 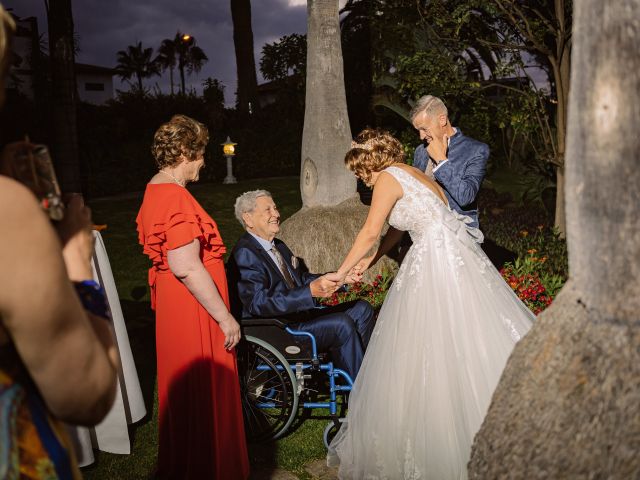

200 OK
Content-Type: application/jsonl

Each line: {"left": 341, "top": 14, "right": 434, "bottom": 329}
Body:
{"left": 136, "top": 115, "right": 249, "bottom": 479}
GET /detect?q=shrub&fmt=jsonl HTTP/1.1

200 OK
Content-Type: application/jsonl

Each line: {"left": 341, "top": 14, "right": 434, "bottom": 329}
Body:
{"left": 500, "top": 264, "right": 553, "bottom": 315}
{"left": 480, "top": 189, "right": 568, "bottom": 281}
{"left": 500, "top": 247, "right": 564, "bottom": 315}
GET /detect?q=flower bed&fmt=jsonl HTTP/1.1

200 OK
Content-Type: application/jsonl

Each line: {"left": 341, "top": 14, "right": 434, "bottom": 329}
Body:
{"left": 480, "top": 188, "right": 568, "bottom": 314}
{"left": 500, "top": 248, "right": 563, "bottom": 315}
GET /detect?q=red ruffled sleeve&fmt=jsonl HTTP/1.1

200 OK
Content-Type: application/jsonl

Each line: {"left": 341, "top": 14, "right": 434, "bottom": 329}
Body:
{"left": 136, "top": 186, "right": 226, "bottom": 268}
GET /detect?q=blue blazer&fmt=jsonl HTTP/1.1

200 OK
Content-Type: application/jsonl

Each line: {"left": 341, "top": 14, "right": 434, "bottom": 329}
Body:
{"left": 413, "top": 129, "right": 489, "bottom": 228}
{"left": 227, "top": 232, "right": 320, "bottom": 319}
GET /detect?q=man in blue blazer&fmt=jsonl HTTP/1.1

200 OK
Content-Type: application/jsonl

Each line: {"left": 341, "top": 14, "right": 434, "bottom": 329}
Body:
{"left": 411, "top": 95, "right": 488, "bottom": 228}
{"left": 369, "top": 95, "right": 517, "bottom": 269}
{"left": 362, "top": 95, "right": 491, "bottom": 268}
{"left": 227, "top": 190, "right": 375, "bottom": 380}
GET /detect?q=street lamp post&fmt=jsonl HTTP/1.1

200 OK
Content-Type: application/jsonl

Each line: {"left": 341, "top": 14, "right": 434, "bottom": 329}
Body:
{"left": 222, "top": 136, "right": 238, "bottom": 184}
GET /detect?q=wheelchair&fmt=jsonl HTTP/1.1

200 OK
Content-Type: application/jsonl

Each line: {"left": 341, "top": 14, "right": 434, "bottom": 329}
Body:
{"left": 237, "top": 315, "right": 354, "bottom": 448}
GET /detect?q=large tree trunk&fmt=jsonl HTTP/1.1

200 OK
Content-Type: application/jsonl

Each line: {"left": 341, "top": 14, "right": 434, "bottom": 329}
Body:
{"left": 47, "top": 0, "right": 81, "bottom": 193}
{"left": 279, "top": 0, "right": 387, "bottom": 277}
{"left": 469, "top": 1, "right": 640, "bottom": 478}
{"left": 230, "top": 0, "right": 259, "bottom": 116}
{"left": 300, "top": 0, "right": 356, "bottom": 207}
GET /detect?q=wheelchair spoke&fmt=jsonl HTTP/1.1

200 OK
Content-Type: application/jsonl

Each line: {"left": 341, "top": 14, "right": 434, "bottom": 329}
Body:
{"left": 240, "top": 339, "right": 298, "bottom": 442}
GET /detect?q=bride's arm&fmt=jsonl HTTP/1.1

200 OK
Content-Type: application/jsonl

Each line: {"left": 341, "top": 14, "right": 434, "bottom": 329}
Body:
{"left": 335, "top": 172, "right": 402, "bottom": 279}
{"left": 357, "top": 226, "right": 406, "bottom": 271}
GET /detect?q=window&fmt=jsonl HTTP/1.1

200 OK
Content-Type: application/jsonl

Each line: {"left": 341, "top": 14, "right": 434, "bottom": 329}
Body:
{"left": 85, "top": 82, "right": 105, "bottom": 91}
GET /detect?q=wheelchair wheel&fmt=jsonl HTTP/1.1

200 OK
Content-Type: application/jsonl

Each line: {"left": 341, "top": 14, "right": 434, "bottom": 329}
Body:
{"left": 240, "top": 336, "right": 299, "bottom": 442}
{"left": 323, "top": 418, "right": 345, "bottom": 449}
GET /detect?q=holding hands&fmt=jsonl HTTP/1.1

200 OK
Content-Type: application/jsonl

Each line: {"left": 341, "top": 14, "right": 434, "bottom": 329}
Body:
{"left": 310, "top": 267, "right": 367, "bottom": 299}
{"left": 343, "top": 267, "right": 364, "bottom": 284}
{"left": 353, "top": 255, "right": 375, "bottom": 276}
{"left": 310, "top": 274, "right": 341, "bottom": 298}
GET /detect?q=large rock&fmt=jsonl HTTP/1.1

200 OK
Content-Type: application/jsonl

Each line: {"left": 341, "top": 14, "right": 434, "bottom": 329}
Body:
{"left": 468, "top": 284, "right": 640, "bottom": 478}
{"left": 278, "top": 196, "right": 397, "bottom": 282}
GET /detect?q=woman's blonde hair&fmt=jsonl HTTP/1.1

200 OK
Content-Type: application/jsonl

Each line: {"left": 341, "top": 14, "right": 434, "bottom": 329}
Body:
{"left": 345, "top": 128, "right": 406, "bottom": 185}
{"left": 151, "top": 114, "right": 209, "bottom": 169}
{"left": 0, "top": 4, "right": 16, "bottom": 102}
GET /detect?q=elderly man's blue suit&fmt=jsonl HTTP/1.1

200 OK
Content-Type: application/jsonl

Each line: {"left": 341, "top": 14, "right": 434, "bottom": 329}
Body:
{"left": 413, "top": 128, "right": 489, "bottom": 228}
{"left": 228, "top": 232, "right": 375, "bottom": 380}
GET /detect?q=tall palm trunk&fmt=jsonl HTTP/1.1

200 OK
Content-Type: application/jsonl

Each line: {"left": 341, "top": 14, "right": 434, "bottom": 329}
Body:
{"left": 179, "top": 60, "right": 185, "bottom": 95}
{"left": 169, "top": 65, "right": 174, "bottom": 95}
{"left": 469, "top": 0, "right": 640, "bottom": 477}
{"left": 551, "top": 0, "right": 571, "bottom": 236}
{"left": 277, "top": 0, "right": 387, "bottom": 280}
{"left": 300, "top": 0, "right": 355, "bottom": 207}
{"left": 47, "top": 0, "right": 81, "bottom": 193}
{"left": 230, "top": 0, "right": 259, "bottom": 116}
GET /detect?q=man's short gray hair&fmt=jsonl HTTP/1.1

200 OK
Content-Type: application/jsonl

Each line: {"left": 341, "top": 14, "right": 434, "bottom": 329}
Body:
{"left": 409, "top": 95, "right": 448, "bottom": 121}
{"left": 234, "top": 189, "right": 272, "bottom": 227}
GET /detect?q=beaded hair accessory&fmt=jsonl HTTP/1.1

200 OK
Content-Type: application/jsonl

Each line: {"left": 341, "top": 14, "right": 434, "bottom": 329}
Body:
{"left": 350, "top": 139, "right": 375, "bottom": 151}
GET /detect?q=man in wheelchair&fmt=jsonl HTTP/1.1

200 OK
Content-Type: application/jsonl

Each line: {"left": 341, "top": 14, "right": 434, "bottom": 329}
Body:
{"left": 227, "top": 190, "right": 375, "bottom": 380}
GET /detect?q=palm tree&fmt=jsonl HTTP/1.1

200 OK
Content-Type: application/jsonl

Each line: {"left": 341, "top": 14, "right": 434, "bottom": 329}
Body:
{"left": 300, "top": 0, "right": 354, "bottom": 207}
{"left": 277, "top": 0, "right": 396, "bottom": 281}
{"left": 115, "top": 41, "right": 159, "bottom": 92}
{"left": 46, "top": 0, "right": 81, "bottom": 193}
{"left": 230, "top": 0, "right": 259, "bottom": 116}
{"left": 155, "top": 38, "right": 177, "bottom": 95}
{"left": 174, "top": 31, "right": 208, "bottom": 95}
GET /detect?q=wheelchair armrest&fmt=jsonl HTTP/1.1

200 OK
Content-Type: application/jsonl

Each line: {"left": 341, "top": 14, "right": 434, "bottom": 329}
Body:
{"left": 240, "top": 317, "right": 292, "bottom": 328}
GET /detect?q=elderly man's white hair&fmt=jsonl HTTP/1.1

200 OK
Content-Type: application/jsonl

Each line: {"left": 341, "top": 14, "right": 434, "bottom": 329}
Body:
{"left": 409, "top": 95, "right": 448, "bottom": 121}
{"left": 234, "top": 189, "right": 272, "bottom": 227}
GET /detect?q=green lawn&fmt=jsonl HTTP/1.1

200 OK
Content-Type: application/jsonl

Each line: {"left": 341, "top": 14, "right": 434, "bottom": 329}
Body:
{"left": 83, "top": 177, "right": 329, "bottom": 480}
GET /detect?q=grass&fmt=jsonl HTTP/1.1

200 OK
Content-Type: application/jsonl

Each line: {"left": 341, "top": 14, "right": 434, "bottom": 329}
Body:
{"left": 82, "top": 177, "right": 330, "bottom": 480}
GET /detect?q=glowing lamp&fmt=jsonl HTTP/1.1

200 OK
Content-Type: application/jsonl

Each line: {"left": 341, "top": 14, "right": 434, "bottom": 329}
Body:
{"left": 221, "top": 136, "right": 238, "bottom": 184}
{"left": 222, "top": 137, "right": 237, "bottom": 156}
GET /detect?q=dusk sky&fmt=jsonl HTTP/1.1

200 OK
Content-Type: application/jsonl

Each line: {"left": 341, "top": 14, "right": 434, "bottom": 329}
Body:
{"left": 4, "top": 0, "right": 343, "bottom": 105}
{"left": 4, "top": 0, "right": 547, "bottom": 105}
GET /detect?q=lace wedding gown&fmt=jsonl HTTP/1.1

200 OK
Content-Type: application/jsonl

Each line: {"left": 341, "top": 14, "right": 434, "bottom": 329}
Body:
{"left": 327, "top": 166, "right": 534, "bottom": 479}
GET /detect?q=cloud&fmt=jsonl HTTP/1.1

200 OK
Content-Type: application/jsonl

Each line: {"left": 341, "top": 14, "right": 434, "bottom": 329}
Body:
{"left": 5, "top": 0, "right": 308, "bottom": 105}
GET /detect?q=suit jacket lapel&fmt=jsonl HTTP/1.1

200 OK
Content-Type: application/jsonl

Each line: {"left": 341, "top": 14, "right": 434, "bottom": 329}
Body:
{"left": 244, "top": 233, "right": 296, "bottom": 287}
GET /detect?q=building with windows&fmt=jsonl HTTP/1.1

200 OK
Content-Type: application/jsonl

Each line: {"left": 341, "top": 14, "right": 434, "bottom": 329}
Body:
{"left": 8, "top": 15, "right": 115, "bottom": 105}
{"left": 75, "top": 63, "right": 116, "bottom": 104}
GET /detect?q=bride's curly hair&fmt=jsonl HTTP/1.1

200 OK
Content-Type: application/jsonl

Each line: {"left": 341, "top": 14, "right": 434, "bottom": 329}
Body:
{"left": 345, "top": 128, "right": 406, "bottom": 186}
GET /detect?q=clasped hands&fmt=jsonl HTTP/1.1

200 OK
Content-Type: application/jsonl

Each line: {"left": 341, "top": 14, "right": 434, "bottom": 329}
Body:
{"left": 310, "top": 256, "right": 375, "bottom": 298}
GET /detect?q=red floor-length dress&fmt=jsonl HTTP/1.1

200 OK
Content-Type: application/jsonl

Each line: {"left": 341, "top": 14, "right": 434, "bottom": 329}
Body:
{"left": 136, "top": 183, "right": 249, "bottom": 479}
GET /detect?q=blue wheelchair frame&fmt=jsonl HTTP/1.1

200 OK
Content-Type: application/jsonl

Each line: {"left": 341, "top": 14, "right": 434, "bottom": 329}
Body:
{"left": 240, "top": 319, "right": 355, "bottom": 446}
{"left": 255, "top": 327, "right": 353, "bottom": 415}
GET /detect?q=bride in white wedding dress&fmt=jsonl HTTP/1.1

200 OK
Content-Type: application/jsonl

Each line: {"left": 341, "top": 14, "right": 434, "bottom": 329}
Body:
{"left": 327, "top": 129, "right": 534, "bottom": 479}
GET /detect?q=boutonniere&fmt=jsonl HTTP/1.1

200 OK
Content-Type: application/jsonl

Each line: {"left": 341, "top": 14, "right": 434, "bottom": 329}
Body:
{"left": 291, "top": 256, "right": 299, "bottom": 269}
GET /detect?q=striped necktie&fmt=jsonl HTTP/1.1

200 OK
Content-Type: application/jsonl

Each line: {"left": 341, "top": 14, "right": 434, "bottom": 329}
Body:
{"left": 271, "top": 247, "right": 296, "bottom": 289}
